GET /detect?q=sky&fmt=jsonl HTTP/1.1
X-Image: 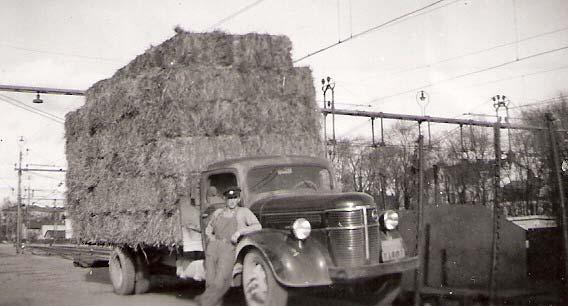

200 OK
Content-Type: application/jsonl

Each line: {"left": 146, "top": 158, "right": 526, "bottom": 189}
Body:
{"left": 0, "top": 0, "right": 567, "bottom": 205}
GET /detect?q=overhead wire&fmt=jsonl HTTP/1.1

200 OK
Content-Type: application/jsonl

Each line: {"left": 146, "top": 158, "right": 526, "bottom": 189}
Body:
{"left": 206, "top": 0, "right": 266, "bottom": 30}
{"left": 293, "top": 0, "right": 455, "bottom": 63}
{"left": 28, "top": 172, "right": 65, "bottom": 181}
{"left": 451, "top": 64, "right": 568, "bottom": 93}
{"left": 365, "top": 25, "right": 568, "bottom": 84}
{"left": 0, "top": 94, "right": 64, "bottom": 124}
{"left": 0, "top": 42, "right": 125, "bottom": 63}
{"left": 0, "top": 93, "right": 64, "bottom": 121}
{"left": 368, "top": 44, "right": 568, "bottom": 105}
{"left": 510, "top": 95, "right": 568, "bottom": 109}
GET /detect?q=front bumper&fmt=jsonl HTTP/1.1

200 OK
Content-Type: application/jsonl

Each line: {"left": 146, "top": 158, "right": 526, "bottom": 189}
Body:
{"left": 329, "top": 256, "right": 419, "bottom": 281}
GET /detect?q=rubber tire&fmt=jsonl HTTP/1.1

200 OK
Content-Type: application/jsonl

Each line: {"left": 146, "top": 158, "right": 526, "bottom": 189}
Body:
{"left": 134, "top": 253, "right": 151, "bottom": 294}
{"left": 109, "top": 247, "right": 136, "bottom": 295}
{"left": 242, "top": 250, "right": 288, "bottom": 306}
{"left": 351, "top": 273, "right": 402, "bottom": 306}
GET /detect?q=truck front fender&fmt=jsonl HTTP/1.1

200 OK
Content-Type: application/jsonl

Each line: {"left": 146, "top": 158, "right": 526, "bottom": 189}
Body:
{"left": 236, "top": 229, "right": 332, "bottom": 287}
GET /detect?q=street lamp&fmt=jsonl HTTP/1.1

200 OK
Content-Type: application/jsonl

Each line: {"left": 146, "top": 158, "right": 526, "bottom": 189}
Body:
{"left": 491, "top": 95, "right": 509, "bottom": 121}
{"left": 491, "top": 94, "right": 512, "bottom": 162}
{"left": 32, "top": 93, "right": 43, "bottom": 104}
{"left": 415, "top": 90, "right": 430, "bottom": 116}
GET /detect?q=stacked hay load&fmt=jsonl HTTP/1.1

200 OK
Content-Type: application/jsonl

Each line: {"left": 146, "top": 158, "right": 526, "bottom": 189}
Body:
{"left": 65, "top": 31, "right": 324, "bottom": 246}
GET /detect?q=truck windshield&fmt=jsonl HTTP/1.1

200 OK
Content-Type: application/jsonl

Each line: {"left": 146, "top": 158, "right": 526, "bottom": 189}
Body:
{"left": 247, "top": 165, "right": 332, "bottom": 194}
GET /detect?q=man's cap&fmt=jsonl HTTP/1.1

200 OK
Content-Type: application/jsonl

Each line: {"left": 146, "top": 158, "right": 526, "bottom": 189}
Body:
{"left": 223, "top": 186, "right": 241, "bottom": 199}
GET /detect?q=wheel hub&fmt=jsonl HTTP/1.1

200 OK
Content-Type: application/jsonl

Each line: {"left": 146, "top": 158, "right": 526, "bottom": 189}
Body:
{"left": 245, "top": 261, "right": 268, "bottom": 305}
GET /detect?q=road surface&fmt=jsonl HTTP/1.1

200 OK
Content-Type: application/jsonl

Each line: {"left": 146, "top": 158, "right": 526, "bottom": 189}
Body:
{"left": 0, "top": 243, "right": 372, "bottom": 306}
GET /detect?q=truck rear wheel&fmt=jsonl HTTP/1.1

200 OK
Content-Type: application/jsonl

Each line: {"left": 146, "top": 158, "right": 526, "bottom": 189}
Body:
{"left": 109, "top": 247, "right": 136, "bottom": 295}
{"left": 242, "top": 250, "right": 288, "bottom": 306}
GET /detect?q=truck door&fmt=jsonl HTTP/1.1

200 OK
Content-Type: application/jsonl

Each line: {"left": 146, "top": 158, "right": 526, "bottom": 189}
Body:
{"left": 200, "top": 171, "right": 239, "bottom": 242}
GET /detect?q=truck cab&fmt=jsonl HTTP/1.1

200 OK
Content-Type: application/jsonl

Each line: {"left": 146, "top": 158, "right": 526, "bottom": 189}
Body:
{"left": 196, "top": 155, "right": 418, "bottom": 306}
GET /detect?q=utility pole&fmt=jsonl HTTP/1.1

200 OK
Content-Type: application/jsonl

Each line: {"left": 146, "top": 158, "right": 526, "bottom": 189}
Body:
{"left": 489, "top": 119, "right": 502, "bottom": 306}
{"left": 12, "top": 139, "right": 66, "bottom": 249}
{"left": 546, "top": 113, "right": 568, "bottom": 302}
{"left": 433, "top": 164, "right": 439, "bottom": 206}
{"left": 413, "top": 134, "right": 425, "bottom": 306}
{"left": 15, "top": 136, "right": 24, "bottom": 254}
{"left": 321, "top": 77, "right": 336, "bottom": 160}
{"left": 26, "top": 188, "right": 31, "bottom": 240}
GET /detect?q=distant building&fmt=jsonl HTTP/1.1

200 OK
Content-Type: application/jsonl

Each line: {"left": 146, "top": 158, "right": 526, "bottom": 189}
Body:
{"left": 41, "top": 224, "right": 65, "bottom": 239}
{"left": 1, "top": 204, "right": 67, "bottom": 241}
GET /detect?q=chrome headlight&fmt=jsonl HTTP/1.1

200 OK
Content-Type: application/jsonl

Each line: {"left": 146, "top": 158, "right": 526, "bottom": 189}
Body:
{"left": 381, "top": 210, "right": 399, "bottom": 230}
{"left": 291, "top": 218, "right": 311, "bottom": 240}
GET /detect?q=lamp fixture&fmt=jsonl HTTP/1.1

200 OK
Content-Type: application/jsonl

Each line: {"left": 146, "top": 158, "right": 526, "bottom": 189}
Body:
{"left": 33, "top": 93, "right": 43, "bottom": 104}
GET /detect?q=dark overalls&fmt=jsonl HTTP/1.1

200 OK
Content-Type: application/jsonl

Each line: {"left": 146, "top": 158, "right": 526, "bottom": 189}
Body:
{"left": 197, "top": 212, "right": 238, "bottom": 306}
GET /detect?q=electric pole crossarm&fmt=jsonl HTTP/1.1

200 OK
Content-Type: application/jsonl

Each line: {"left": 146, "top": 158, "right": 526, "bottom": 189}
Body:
{"left": 0, "top": 84, "right": 85, "bottom": 96}
{"left": 321, "top": 108, "right": 548, "bottom": 131}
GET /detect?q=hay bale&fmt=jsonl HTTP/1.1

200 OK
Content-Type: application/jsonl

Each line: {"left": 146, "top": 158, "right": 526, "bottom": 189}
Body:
{"left": 66, "top": 31, "right": 323, "bottom": 246}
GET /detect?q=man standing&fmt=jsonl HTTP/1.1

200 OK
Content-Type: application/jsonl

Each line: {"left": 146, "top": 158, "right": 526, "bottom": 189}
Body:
{"left": 197, "top": 186, "right": 261, "bottom": 306}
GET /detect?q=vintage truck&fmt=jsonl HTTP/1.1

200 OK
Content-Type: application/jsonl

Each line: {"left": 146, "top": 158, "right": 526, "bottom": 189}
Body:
{"left": 107, "top": 155, "right": 418, "bottom": 306}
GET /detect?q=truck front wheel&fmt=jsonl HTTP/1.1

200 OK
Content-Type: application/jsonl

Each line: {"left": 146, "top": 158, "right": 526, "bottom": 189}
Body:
{"left": 109, "top": 247, "right": 136, "bottom": 295}
{"left": 242, "top": 250, "right": 288, "bottom": 306}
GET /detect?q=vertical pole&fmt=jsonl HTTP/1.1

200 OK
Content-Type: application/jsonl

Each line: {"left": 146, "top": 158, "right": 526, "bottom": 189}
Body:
{"left": 460, "top": 124, "right": 465, "bottom": 153}
{"left": 441, "top": 249, "right": 448, "bottom": 287}
{"left": 323, "top": 114, "right": 328, "bottom": 158}
{"left": 16, "top": 144, "right": 23, "bottom": 254}
{"left": 433, "top": 164, "right": 439, "bottom": 206}
{"left": 380, "top": 175, "right": 386, "bottom": 210}
{"left": 322, "top": 82, "right": 328, "bottom": 159}
{"left": 427, "top": 121, "right": 432, "bottom": 148}
{"left": 380, "top": 117, "right": 385, "bottom": 146}
{"left": 546, "top": 113, "right": 568, "bottom": 300}
{"left": 489, "top": 120, "right": 502, "bottom": 306}
{"left": 413, "top": 134, "right": 425, "bottom": 306}
{"left": 331, "top": 87, "right": 336, "bottom": 146}
{"left": 53, "top": 200, "right": 57, "bottom": 242}
{"left": 424, "top": 224, "right": 431, "bottom": 286}
{"left": 25, "top": 188, "right": 31, "bottom": 241}
{"left": 371, "top": 117, "right": 375, "bottom": 147}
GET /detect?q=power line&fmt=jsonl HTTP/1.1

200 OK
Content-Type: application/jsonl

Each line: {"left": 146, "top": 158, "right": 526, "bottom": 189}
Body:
{"left": 206, "top": 0, "right": 266, "bottom": 30}
{"left": 0, "top": 94, "right": 64, "bottom": 124}
{"left": 416, "top": 64, "right": 568, "bottom": 107}
{"left": 366, "top": 25, "right": 568, "bottom": 84}
{"left": 0, "top": 93, "right": 65, "bottom": 121}
{"left": 368, "top": 45, "right": 568, "bottom": 105}
{"left": 28, "top": 172, "right": 65, "bottom": 181}
{"left": 0, "top": 42, "right": 125, "bottom": 63}
{"left": 510, "top": 95, "right": 568, "bottom": 109}
{"left": 457, "top": 64, "right": 568, "bottom": 92}
{"left": 0, "top": 94, "right": 64, "bottom": 122}
{"left": 294, "top": 0, "right": 456, "bottom": 63}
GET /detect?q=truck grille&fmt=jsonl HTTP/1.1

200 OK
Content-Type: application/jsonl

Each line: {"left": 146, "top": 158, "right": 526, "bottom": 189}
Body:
{"left": 327, "top": 207, "right": 382, "bottom": 267}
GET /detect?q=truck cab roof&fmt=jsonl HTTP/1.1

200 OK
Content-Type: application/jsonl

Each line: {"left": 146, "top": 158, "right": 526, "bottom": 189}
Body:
{"left": 205, "top": 155, "right": 330, "bottom": 171}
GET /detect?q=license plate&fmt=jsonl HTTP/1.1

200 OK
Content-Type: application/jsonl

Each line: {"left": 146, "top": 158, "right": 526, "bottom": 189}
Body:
{"left": 381, "top": 238, "right": 405, "bottom": 262}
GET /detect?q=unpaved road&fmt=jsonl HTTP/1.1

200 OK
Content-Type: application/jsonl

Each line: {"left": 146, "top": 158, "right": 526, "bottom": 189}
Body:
{"left": 0, "top": 244, "right": 205, "bottom": 306}
{"left": 0, "top": 244, "right": 372, "bottom": 306}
